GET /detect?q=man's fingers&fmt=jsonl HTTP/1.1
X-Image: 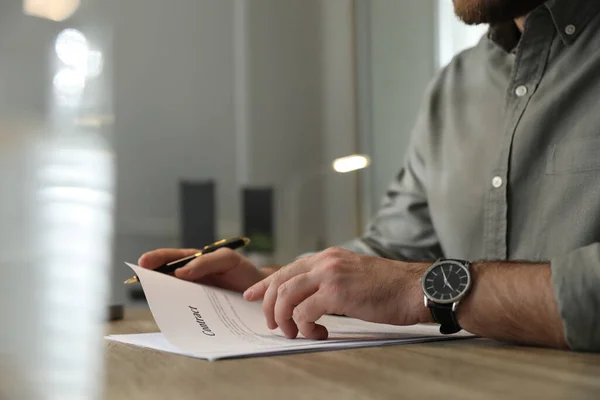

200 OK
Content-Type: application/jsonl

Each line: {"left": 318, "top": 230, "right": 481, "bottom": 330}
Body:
{"left": 274, "top": 273, "right": 319, "bottom": 339}
{"left": 245, "top": 257, "right": 312, "bottom": 301}
{"left": 256, "top": 259, "right": 313, "bottom": 329}
{"left": 262, "top": 283, "right": 279, "bottom": 330}
{"left": 174, "top": 248, "right": 241, "bottom": 281}
{"left": 294, "top": 294, "right": 329, "bottom": 340}
{"left": 138, "top": 248, "right": 199, "bottom": 270}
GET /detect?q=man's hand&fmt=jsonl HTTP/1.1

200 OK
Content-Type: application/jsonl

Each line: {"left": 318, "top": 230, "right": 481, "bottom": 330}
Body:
{"left": 139, "top": 247, "right": 270, "bottom": 293}
{"left": 243, "top": 248, "right": 432, "bottom": 340}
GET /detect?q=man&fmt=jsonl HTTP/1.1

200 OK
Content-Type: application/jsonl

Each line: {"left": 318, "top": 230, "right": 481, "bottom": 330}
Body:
{"left": 141, "top": 0, "right": 600, "bottom": 351}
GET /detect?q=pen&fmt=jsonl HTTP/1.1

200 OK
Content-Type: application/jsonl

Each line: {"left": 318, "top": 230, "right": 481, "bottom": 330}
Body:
{"left": 124, "top": 236, "right": 251, "bottom": 284}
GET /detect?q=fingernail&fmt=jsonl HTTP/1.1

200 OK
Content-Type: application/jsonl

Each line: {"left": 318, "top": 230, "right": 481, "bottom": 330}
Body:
{"left": 244, "top": 290, "right": 254, "bottom": 300}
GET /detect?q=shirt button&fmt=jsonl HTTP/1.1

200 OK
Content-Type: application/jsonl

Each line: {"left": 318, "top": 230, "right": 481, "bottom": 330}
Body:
{"left": 492, "top": 176, "right": 503, "bottom": 188}
{"left": 565, "top": 24, "right": 576, "bottom": 35}
{"left": 515, "top": 85, "right": 528, "bottom": 97}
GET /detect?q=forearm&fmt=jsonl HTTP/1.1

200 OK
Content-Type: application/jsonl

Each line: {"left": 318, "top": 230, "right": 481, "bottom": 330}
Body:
{"left": 456, "top": 262, "right": 568, "bottom": 349}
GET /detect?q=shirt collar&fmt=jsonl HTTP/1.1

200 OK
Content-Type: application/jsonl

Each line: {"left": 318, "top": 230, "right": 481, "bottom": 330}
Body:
{"left": 544, "top": 0, "right": 600, "bottom": 45}
{"left": 488, "top": 0, "right": 600, "bottom": 52}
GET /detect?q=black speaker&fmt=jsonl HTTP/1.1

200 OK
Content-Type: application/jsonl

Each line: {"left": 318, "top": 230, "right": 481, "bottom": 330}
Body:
{"left": 242, "top": 187, "right": 275, "bottom": 253}
{"left": 179, "top": 180, "right": 216, "bottom": 248}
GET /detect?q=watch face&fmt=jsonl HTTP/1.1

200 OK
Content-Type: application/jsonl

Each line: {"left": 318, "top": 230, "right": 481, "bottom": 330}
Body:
{"left": 422, "top": 261, "right": 471, "bottom": 304}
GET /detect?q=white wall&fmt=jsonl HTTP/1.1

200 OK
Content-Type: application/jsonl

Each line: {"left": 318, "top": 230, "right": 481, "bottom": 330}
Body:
{"left": 437, "top": 0, "right": 488, "bottom": 68}
{"left": 356, "top": 0, "right": 488, "bottom": 221}
{"left": 108, "top": 0, "right": 359, "bottom": 302}
{"left": 244, "top": 0, "right": 325, "bottom": 261}
{"left": 0, "top": 0, "right": 360, "bottom": 306}
{"left": 357, "top": 0, "right": 437, "bottom": 217}
{"left": 110, "top": 0, "right": 239, "bottom": 304}
{"left": 238, "top": 0, "right": 359, "bottom": 260}
{"left": 113, "top": 0, "right": 239, "bottom": 237}
{"left": 320, "top": 1, "right": 361, "bottom": 243}
{"left": 0, "top": 2, "right": 53, "bottom": 119}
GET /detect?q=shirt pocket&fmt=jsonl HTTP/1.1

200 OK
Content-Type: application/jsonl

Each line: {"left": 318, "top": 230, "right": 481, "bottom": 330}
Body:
{"left": 546, "top": 137, "right": 600, "bottom": 175}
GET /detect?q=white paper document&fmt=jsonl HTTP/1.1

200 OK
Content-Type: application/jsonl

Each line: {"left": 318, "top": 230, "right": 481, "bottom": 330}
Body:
{"left": 106, "top": 264, "right": 474, "bottom": 361}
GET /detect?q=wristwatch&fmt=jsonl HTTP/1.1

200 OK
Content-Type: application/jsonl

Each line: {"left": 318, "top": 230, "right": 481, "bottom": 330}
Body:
{"left": 421, "top": 259, "right": 472, "bottom": 334}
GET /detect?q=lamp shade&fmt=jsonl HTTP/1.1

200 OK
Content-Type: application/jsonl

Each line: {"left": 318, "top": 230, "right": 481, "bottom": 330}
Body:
{"left": 23, "top": 0, "right": 80, "bottom": 22}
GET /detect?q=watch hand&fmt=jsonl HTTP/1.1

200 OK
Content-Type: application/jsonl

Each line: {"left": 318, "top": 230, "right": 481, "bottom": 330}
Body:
{"left": 441, "top": 269, "right": 449, "bottom": 286}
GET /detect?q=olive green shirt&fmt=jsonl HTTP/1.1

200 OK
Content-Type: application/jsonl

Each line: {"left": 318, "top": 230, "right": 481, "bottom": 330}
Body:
{"left": 344, "top": 0, "right": 600, "bottom": 351}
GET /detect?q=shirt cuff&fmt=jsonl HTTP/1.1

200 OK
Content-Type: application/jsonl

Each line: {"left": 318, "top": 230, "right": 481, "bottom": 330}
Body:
{"left": 550, "top": 243, "right": 600, "bottom": 351}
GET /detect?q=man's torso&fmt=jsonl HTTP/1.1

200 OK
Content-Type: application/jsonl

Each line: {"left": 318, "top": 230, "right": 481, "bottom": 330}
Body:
{"left": 427, "top": 1, "right": 600, "bottom": 261}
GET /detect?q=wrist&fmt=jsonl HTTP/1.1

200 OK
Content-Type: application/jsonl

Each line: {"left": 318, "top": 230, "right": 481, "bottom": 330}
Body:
{"left": 454, "top": 262, "right": 482, "bottom": 330}
{"left": 417, "top": 295, "right": 435, "bottom": 324}
{"left": 408, "top": 262, "right": 435, "bottom": 324}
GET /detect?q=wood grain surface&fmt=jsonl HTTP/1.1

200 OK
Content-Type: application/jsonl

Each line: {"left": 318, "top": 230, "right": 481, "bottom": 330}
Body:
{"left": 104, "top": 308, "right": 600, "bottom": 400}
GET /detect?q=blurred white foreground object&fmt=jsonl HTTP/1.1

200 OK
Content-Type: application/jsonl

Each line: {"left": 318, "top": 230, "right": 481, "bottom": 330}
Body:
{"left": 0, "top": 5, "right": 115, "bottom": 397}
{"left": 0, "top": 117, "right": 114, "bottom": 400}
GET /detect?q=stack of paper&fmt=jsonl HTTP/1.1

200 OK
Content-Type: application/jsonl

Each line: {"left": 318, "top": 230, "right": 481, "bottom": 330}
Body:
{"left": 106, "top": 264, "right": 474, "bottom": 361}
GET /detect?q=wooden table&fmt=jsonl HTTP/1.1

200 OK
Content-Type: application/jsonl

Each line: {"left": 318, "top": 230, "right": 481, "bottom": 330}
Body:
{"left": 105, "top": 308, "right": 600, "bottom": 400}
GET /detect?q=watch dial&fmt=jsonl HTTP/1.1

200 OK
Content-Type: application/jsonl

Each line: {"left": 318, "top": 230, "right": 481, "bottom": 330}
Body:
{"left": 423, "top": 262, "right": 469, "bottom": 303}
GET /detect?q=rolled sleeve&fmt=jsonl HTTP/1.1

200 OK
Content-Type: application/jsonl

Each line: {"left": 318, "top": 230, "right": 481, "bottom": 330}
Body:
{"left": 551, "top": 242, "right": 600, "bottom": 351}
{"left": 338, "top": 238, "right": 380, "bottom": 256}
{"left": 297, "top": 239, "right": 379, "bottom": 259}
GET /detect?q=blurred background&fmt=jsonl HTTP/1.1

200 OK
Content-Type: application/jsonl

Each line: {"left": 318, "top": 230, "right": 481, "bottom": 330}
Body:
{"left": 0, "top": 1, "right": 485, "bottom": 397}
{"left": 0, "top": 0, "right": 488, "bottom": 310}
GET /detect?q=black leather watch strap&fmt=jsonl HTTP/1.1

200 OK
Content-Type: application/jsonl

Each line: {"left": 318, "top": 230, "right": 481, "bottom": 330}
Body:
{"left": 429, "top": 302, "right": 462, "bottom": 334}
